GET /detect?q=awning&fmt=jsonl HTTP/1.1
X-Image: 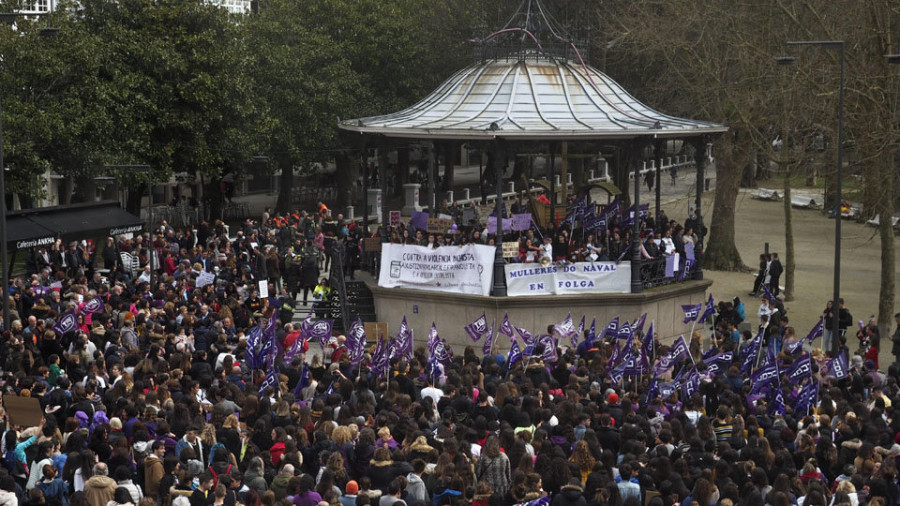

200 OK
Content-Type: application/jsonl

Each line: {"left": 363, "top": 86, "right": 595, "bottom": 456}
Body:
{"left": 6, "top": 201, "right": 145, "bottom": 250}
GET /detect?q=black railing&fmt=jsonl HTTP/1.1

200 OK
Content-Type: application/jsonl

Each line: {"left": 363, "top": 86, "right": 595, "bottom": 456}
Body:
{"left": 327, "top": 242, "right": 349, "bottom": 331}
{"left": 640, "top": 257, "right": 696, "bottom": 290}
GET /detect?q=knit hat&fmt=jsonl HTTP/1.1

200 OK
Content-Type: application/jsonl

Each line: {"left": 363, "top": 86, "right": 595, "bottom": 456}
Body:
{"left": 346, "top": 481, "right": 359, "bottom": 495}
{"left": 608, "top": 392, "right": 619, "bottom": 404}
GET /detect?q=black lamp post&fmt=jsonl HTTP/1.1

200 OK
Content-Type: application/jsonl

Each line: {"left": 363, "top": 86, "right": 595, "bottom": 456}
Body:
{"left": 0, "top": 13, "right": 58, "bottom": 331}
{"left": 105, "top": 165, "right": 153, "bottom": 288}
{"left": 776, "top": 40, "right": 844, "bottom": 354}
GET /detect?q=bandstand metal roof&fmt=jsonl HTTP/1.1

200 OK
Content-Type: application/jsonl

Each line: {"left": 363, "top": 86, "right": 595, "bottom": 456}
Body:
{"left": 339, "top": 0, "right": 726, "bottom": 142}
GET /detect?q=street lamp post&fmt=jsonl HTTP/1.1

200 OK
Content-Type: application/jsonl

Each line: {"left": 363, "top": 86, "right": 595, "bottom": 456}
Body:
{"left": 0, "top": 13, "right": 58, "bottom": 331}
{"left": 105, "top": 165, "right": 153, "bottom": 289}
{"left": 777, "top": 40, "right": 844, "bottom": 355}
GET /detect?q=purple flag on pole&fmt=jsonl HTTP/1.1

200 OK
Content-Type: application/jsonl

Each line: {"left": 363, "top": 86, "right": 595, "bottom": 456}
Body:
{"left": 740, "top": 332, "right": 763, "bottom": 375}
{"left": 371, "top": 337, "right": 389, "bottom": 376}
{"left": 769, "top": 388, "right": 786, "bottom": 416}
{"left": 679, "top": 259, "right": 694, "bottom": 281}
{"left": 427, "top": 323, "right": 440, "bottom": 355}
{"left": 785, "top": 338, "right": 805, "bottom": 355}
{"left": 307, "top": 319, "right": 334, "bottom": 350}
{"left": 482, "top": 320, "right": 495, "bottom": 356}
{"left": 633, "top": 313, "right": 647, "bottom": 335}
{"left": 750, "top": 363, "right": 779, "bottom": 392}
{"left": 681, "top": 370, "right": 701, "bottom": 399}
{"left": 79, "top": 296, "right": 105, "bottom": 315}
{"left": 682, "top": 304, "right": 702, "bottom": 324}
{"left": 347, "top": 317, "right": 367, "bottom": 366}
{"left": 572, "top": 316, "right": 585, "bottom": 348}
{"left": 653, "top": 335, "right": 689, "bottom": 376}
{"left": 785, "top": 354, "right": 813, "bottom": 384}
{"left": 498, "top": 313, "right": 515, "bottom": 340}
{"left": 507, "top": 340, "right": 522, "bottom": 370}
{"left": 258, "top": 367, "right": 278, "bottom": 397}
{"left": 515, "top": 325, "right": 533, "bottom": 343}
{"left": 52, "top": 312, "right": 77, "bottom": 336}
{"left": 699, "top": 294, "right": 716, "bottom": 324}
{"left": 608, "top": 361, "right": 627, "bottom": 384}
{"left": 705, "top": 351, "right": 734, "bottom": 376}
{"left": 617, "top": 321, "right": 633, "bottom": 341}
{"left": 826, "top": 353, "right": 849, "bottom": 380}
{"left": 465, "top": 313, "right": 489, "bottom": 343}
{"left": 805, "top": 317, "right": 825, "bottom": 344}
{"left": 540, "top": 335, "right": 559, "bottom": 363}
{"left": 293, "top": 363, "right": 310, "bottom": 399}
{"left": 602, "top": 317, "right": 619, "bottom": 341}
{"left": 640, "top": 322, "right": 655, "bottom": 371}
{"left": 586, "top": 318, "right": 597, "bottom": 347}
{"left": 554, "top": 313, "right": 576, "bottom": 339}
{"left": 761, "top": 284, "right": 775, "bottom": 301}
{"left": 795, "top": 382, "right": 818, "bottom": 413}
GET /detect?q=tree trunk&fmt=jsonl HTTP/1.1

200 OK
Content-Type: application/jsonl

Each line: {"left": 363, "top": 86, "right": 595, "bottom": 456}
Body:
{"left": 275, "top": 157, "right": 294, "bottom": 213}
{"left": 783, "top": 163, "right": 795, "bottom": 301}
{"left": 877, "top": 151, "right": 896, "bottom": 338}
{"left": 703, "top": 134, "right": 745, "bottom": 271}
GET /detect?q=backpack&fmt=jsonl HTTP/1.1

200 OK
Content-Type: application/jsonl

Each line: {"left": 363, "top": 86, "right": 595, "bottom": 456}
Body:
{"left": 208, "top": 463, "right": 232, "bottom": 488}
{"left": 4, "top": 449, "right": 26, "bottom": 478}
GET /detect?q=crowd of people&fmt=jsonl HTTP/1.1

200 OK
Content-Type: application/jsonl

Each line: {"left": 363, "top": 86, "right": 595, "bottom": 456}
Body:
{"left": 0, "top": 200, "right": 898, "bottom": 506}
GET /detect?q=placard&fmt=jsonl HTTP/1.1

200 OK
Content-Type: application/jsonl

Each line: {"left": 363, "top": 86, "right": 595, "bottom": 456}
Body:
{"left": 363, "top": 238, "right": 382, "bottom": 252}
{"left": 364, "top": 322, "right": 389, "bottom": 342}
{"left": 4, "top": 396, "right": 44, "bottom": 428}
{"left": 258, "top": 279, "right": 269, "bottom": 298}
{"left": 389, "top": 211, "right": 401, "bottom": 227}
{"left": 379, "top": 243, "right": 495, "bottom": 296}
{"left": 196, "top": 271, "right": 216, "bottom": 288}
{"left": 504, "top": 262, "right": 631, "bottom": 296}
{"left": 502, "top": 242, "right": 519, "bottom": 258}
{"left": 426, "top": 218, "right": 454, "bottom": 233}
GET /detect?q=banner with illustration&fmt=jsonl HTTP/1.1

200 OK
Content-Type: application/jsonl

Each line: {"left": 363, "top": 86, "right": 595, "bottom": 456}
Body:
{"left": 504, "top": 262, "right": 631, "bottom": 296}
{"left": 379, "top": 243, "right": 495, "bottom": 296}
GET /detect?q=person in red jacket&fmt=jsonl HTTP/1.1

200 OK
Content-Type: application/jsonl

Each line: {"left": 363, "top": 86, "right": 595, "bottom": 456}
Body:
{"left": 269, "top": 427, "right": 287, "bottom": 467}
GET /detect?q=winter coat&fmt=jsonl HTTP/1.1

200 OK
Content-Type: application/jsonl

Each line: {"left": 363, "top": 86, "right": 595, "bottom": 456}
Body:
{"left": 551, "top": 484, "right": 587, "bottom": 506}
{"left": 405, "top": 473, "right": 428, "bottom": 503}
{"left": 474, "top": 453, "right": 511, "bottom": 497}
{"left": 83, "top": 475, "right": 118, "bottom": 506}
{"left": 144, "top": 454, "right": 165, "bottom": 499}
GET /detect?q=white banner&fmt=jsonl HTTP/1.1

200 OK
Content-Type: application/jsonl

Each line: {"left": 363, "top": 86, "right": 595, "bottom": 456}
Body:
{"left": 379, "top": 243, "right": 495, "bottom": 296}
{"left": 505, "top": 262, "right": 631, "bottom": 296}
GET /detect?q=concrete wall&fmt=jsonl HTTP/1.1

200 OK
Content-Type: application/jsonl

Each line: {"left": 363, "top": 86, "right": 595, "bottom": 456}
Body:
{"left": 369, "top": 280, "right": 713, "bottom": 352}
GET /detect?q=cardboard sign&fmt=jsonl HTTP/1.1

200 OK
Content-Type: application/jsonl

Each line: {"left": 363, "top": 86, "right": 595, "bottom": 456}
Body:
{"left": 502, "top": 242, "right": 519, "bottom": 258}
{"left": 258, "top": 279, "right": 268, "bottom": 299}
{"left": 363, "top": 238, "right": 382, "bottom": 252}
{"left": 426, "top": 218, "right": 454, "bottom": 233}
{"left": 389, "top": 211, "right": 401, "bottom": 227}
{"left": 364, "top": 322, "right": 389, "bottom": 342}
{"left": 4, "top": 396, "right": 44, "bottom": 428}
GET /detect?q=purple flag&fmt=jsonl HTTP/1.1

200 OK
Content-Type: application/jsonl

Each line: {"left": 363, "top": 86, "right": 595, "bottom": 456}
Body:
{"left": 684, "top": 241, "right": 695, "bottom": 262}
{"left": 258, "top": 368, "right": 278, "bottom": 397}
{"left": 516, "top": 325, "right": 533, "bottom": 343}
{"left": 540, "top": 335, "right": 559, "bottom": 363}
{"left": 785, "top": 354, "right": 813, "bottom": 384}
{"left": 679, "top": 259, "right": 695, "bottom": 281}
{"left": 826, "top": 353, "right": 849, "bottom": 380}
{"left": 681, "top": 303, "right": 702, "bottom": 324}
{"left": 554, "top": 313, "right": 576, "bottom": 339}
{"left": 659, "top": 380, "right": 679, "bottom": 399}
{"left": 652, "top": 335, "right": 689, "bottom": 376}
{"left": 586, "top": 319, "right": 597, "bottom": 347}
{"left": 699, "top": 294, "right": 716, "bottom": 324}
{"left": 571, "top": 316, "right": 585, "bottom": 348}
{"left": 427, "top": 323, "right": 440, "bottom": 355}
{"left": 293, "top": 363, "right": 310, "bottom": 399}
{"left": 371, "top": 337, "right": 389, "bottom": 376}
{"left": 498, "top": 313, "right": 515, "bottom": 340}
{"left": 769, "top": 388, "right": 786, "bottom": 416}
{"left": 307, "top": 319, "right": 334, "bottom": 350}
{"left": 347, "top": 317, "right": 367, "bottom": 366}
{"left": 740, "top": 332, "right": 763, "bottom": 375}
{"left": 487, "top": 216, "right": 514, "bottom": 234}
{"left": 633, "top": 313, "right": 647, "bottom": 335}
{"left": 617, "top": 321, "right": 633, "bottom": 341}
{"left": 602, "top": 317, "right": 619, "bottom": 341}
{"left": 785, "top": 338, "right": 805, "bottom": 355}
{"left": 701, "top": 345, "right": 719, "bottom": 361}
{"left": 608, "top": 361, "right": 627, "bottom": 384}
{"left": 645, "top": 372, "right": 659, "bottom": 403}
{"left": 52, "top": 312, "right": 77, "bottom": 336}
{"left": 681, "top": 370, "right": 701, "bottom": 399}
{"left": 795, "top": 382, "right": 818, "bottom": 414}
{"left": 761, "top": 284, "right": 775, "bottom": 301}
{"left": 390, "top": 317, "right": 412, "bottom": 361}
{"left": 507, "top": 340, "right": 522, "bottom": 370}
{"left": 705, "top": 351, "right": 734, "bottom": 376}
{"left": 482, "top": 320, "right": 495, "bottom": 356}
{"left": 465, "top": 313, "right": 489, "bottom": 343}
{"left": 432, "top": 338, "right": 453, "bottom": 364}
{"left": 750, "top": 363, "right": 779, "bottom": 392}
{"left": 805, "top": 317, "right": 825, "bottom": 344}
{"left": 79, "top": 296, "right": 105, "bottom": 315}
{"left": 665, "top": 255, "right": 676, "bottom": 278}
{"left": 640, "top": 322, "right": 655, "bottom": 371}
